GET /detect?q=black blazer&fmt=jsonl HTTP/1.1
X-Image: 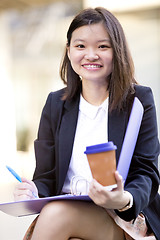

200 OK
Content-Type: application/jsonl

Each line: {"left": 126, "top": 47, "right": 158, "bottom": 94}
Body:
{"left": 33, "top": 84, "right": 160, "bottom": 239}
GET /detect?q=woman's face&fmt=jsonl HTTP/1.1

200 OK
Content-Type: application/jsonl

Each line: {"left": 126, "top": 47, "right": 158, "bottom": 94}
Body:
{"left": 67, "top": 23, "right": 113, "bottom": 86}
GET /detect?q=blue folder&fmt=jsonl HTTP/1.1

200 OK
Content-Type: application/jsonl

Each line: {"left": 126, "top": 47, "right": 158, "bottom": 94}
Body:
{"left": 0, "top": 194, "right": 91, "bottom": 217}
{"left": 117, "top": 97, "right": 144, "bottom": 182}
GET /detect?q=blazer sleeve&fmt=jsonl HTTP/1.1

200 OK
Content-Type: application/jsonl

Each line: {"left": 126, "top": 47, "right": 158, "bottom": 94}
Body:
{"left": 33, "top": 91, "right": 63, "bottom": 197}
{"left": 115, "top": 86, "right": 160, "bottom": 221}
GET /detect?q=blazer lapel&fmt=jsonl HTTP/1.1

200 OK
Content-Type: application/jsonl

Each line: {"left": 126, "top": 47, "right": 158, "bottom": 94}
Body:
{"left": 57, "top": 96, "right": 80, "bottom": 193}
{"left": 108, "top": 109, "right": 128, "bottom": 164}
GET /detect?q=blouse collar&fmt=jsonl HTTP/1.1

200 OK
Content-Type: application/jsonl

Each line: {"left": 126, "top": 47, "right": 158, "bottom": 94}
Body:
{"left": 79, "top": 94, "right": 109, "bottom": 119}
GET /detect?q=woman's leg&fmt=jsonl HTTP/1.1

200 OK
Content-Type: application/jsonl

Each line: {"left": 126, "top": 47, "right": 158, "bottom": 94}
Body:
{"left": 31, "top": 201, "right": 125, "bottom": 240}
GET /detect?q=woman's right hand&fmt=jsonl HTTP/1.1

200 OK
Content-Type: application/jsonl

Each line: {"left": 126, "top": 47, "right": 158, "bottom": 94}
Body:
{"left": 13, "top": 177, "right": 39, "bottom": 201}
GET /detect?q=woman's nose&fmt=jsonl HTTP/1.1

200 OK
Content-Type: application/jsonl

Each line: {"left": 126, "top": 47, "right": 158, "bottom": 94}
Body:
{"left": 84, "top": 49, "right": 99, "bottom": 61}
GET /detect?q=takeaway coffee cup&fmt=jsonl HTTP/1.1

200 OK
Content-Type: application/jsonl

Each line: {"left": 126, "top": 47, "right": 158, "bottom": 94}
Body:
{"left": 84, "top": 142, "right": 117, "bottom": 188}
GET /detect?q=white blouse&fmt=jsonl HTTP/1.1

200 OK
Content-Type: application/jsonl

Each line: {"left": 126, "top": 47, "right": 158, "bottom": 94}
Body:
{"left": 62, "top": 95, "right": 109, "bottom": 194}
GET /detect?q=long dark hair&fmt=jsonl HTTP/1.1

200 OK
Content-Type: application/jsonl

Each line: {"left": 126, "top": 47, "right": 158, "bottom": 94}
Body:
{"left": 60, "top": 7, "right": 136, "bottom": 111}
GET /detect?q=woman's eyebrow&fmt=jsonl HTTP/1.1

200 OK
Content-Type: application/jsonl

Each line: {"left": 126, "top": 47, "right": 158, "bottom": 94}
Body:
{"left": 73, "top": 39, "right": 85, "bottom": 43}
{"left": 73, "top": 38, "right": 111, "bottom": 43}
{"left": 97, "top": 39, "right": 111, "bottom": 43}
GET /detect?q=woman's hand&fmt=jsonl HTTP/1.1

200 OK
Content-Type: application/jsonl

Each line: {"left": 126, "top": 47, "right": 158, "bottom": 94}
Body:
{"left": 88, "top": 171, "right": 130, "bottom": 210}
{"left": 13, "top": 177, "right": 39, "bottom": 201}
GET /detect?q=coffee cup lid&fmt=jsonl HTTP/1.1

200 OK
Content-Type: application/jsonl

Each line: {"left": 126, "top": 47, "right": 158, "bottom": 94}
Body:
{"left": 84, "top": 141, "right": 117, "bottom": 154}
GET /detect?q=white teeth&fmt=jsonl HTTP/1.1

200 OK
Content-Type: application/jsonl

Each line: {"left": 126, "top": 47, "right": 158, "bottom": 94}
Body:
{"left": 84, "top": 65, "right": 101, "bottom": 68}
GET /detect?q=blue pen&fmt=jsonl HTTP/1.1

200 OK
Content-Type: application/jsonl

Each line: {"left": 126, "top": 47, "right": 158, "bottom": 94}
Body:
{"left": 6, "top": 165, "right": 37, "bottom": 198}
{"left": 6, "top": 165, "right": 22, "bottom": 182}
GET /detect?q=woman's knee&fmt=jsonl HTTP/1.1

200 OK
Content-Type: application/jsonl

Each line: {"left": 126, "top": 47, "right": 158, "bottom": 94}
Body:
{"left": 40, "top": 201, "right": 66, "bottom": 219}
{"left": 31, "top": 201, "right": 74, "bottom": 239}
{"left": 37, "top": 200, "right": 81, "bottom": 233}
{"left": 40, "top": 201, "right": 78, "bottom": 222}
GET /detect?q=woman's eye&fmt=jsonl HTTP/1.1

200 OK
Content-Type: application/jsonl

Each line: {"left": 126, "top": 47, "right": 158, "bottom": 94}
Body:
{"left": 99, "top": 45, "right": 110, "bottom": 49}
{"left": 76, "top": 44, "right": 85, "bottom": 48}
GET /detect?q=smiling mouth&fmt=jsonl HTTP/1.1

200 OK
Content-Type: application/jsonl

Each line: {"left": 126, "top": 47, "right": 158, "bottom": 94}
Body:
{"left": 82, "top": 64, "right": 102, "bottom": 69}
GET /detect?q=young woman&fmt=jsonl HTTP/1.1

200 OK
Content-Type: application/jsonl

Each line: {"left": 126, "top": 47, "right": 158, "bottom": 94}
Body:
{"left": 14, "top": 7, "right": 160, "bottom": 240}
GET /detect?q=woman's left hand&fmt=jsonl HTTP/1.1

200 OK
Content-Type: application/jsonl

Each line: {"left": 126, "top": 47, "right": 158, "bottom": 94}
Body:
{"left": 88, "top": 171, "right": 130, "bottom": 210}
